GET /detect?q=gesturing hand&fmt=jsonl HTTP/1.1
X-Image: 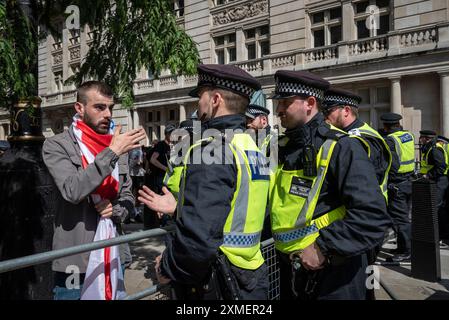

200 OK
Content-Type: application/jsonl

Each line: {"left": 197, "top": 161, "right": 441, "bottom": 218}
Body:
{"left": 109, "top": 125, "right": 147, "bottom": 156}
{"left": 138, "top": 186, "right": 177, "bottom": 215}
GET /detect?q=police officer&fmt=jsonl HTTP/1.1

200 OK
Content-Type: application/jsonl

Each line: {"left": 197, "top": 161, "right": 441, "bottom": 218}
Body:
{"left": 323, "top": 87, "right": 392, "bottom": 201}
{"left": 246, "top": 90, "right": 277, "bottom": 158}
{"left": 380, "top": 113, "right": 415, "bottom": 262}
{"left": 138, "top": 64, "right": 270, "bottom": 300}
{"left": 419, "top": 130, "right": 449, "bottom": 240}
{"left": 270, "top": 70, "right": 390, "bottom": 300}
{"left": 245, "top": 90, "right": 277, "bottom": 241}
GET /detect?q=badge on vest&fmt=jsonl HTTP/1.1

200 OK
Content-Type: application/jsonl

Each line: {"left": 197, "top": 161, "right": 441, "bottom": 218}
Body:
{"left": 399, "top": 133, "right": 413, "bottom": 143}
{"left": 289, "top": 176, "right": 313, "bottom": 198}
{"left": 245, "top": 150, "right": 270, "bottom": 180}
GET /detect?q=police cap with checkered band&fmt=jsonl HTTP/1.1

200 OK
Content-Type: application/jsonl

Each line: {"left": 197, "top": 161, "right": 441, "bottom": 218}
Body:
{"left": 188, "top": 64, "right": 261, "bottom": 99}
{"left": 271, "top": 70, "right": 330, "bottom": 101}
{"left": 322, "top": 87, "right": 362, "bottom": 110}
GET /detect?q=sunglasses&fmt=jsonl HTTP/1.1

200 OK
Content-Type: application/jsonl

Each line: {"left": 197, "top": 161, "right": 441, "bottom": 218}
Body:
{"left": 322, "top": 105, "right": 344, "bottom": 116}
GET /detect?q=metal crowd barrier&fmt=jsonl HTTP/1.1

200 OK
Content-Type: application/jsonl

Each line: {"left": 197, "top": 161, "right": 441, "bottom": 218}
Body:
{"left": 0, "top": 226, "right": 280, "bottom": 300}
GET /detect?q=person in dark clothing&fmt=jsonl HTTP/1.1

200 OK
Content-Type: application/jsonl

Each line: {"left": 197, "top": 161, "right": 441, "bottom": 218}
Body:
{"left": 420, "top": 130, "right": 449, "bottom": 240}
{"left": 380, "top": 113, "right": 416, "bottom": 262}
{"left": 138, "top": 64, "right": 270, "bottom": 300}
{"left": 143, "top": 126, "right": 175, "bottom": 229}
{"left": 269, "top": 70, "right": 391, "bottom": 300}
{"left": 323, "top": 87, "right": 392, "bottom": 201}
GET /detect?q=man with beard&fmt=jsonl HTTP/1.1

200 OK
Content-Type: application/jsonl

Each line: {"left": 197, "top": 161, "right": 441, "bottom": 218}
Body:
{"left": 42, "top": 81, "right": 146, "bottom": 299}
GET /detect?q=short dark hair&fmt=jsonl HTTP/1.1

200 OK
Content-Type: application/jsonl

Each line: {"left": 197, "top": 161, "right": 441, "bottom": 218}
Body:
{"left": 77, "top": 81, "right": 114, "bottom": 105}
{"left": 212, "top": 89, "right": 249, "bottom": 114}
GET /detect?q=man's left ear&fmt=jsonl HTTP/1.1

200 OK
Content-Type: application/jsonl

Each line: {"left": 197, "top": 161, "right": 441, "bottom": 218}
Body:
{"left": 306, "top": 96, "right": 317, "bottom": 111}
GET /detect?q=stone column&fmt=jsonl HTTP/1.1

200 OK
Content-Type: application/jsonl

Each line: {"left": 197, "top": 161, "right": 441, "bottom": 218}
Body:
{"left": 389, "top": 77, "right": 402, "bottom": 115}
{"left": 179, "top": 103, "right": 186, "bottom": 122}
{"left": 439, "top": 72, "right": 449, "bottom": 137}
{"left": 236, "top": 28, "right": 245, "bottom": 62}
{"left": 160, "top": 108, "right": 167, "bottom": 138}
{"left": 342, "top": 1, "right": 355, "bottom": 41}
{"left": 266, "top": 99, "right": 274, "bottom": 128}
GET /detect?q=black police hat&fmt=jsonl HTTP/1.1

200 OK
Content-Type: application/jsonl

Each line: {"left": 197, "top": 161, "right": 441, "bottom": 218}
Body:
{"left": 271, "top": 70, "right": 330, "bottom": 100}
{"left": 164, "top": 124, "right": 176, "bottom": 134}
{"left": 246, "top": 90, "right": 269, "bottom": 119}
{"left": 323, "top": 87, "right": 362, "bottom": 109}
{"left": 189, "top": 64, "right": 261, "bottom": 99}
{"left": 380, "top": 112, "right": 402, "bottom": 124}
{"left": 420, "top": 130, "right": 436, "bottom": 137}
{"left": 179, "top": 119, "right": 193, "bottom": 132}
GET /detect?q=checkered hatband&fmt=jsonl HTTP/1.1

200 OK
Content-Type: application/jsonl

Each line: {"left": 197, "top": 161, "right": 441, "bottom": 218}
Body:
{"left": 275, "top": 79, "right": 325, "bottom": 100}
{"left": 198, "top": 73, "right": 255, "bottom": 98}
{"left": 324, "top": 95, "right": 359, "bottom": 107}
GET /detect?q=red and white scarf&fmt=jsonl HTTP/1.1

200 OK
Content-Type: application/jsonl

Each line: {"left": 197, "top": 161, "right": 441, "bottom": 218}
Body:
{"left": 72, "top": 114, "right": 119, "bottom": 203}
{"left": 72, "top": 114, "right": 126, "bottom": 300}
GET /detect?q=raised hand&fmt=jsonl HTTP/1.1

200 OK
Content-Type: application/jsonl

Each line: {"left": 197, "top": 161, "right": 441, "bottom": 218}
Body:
{"left": 109, "top": 125, "right": 147, "bottom": 156}
{"left": 138, "top": 186, "right": 177, "bottom": 215}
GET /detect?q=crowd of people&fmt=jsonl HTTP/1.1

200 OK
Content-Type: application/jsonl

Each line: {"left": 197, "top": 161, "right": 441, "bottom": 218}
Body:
{"left": 38, "top": 64, "right": 449, "bottom": 300}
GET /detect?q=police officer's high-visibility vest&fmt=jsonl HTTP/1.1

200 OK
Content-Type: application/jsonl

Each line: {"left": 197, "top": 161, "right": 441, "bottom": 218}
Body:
{"left": 348, "top": 123, "right": 392, "bottom": 201}
{"left": 178, "top": 133, "right": 270, "bottom": 270}
{"left": 388, "top": 131, "right": 415, "bottom": 173}
{"left": 260, "top": 133, "right": 275, "bottom": 157}
{"left": 269, "top": 127, "right": 367, "bottom": 254}
{"left": 163, "top": 164, "right": 183, "bottom": 199}
{"left": 420, "top": 142, "right": 449, "bottom": 175}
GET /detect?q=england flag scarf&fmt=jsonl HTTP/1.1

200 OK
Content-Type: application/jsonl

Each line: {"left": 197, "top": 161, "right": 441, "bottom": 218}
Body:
{"left": 72, "top": 114, "right": 126, "bottom": 300}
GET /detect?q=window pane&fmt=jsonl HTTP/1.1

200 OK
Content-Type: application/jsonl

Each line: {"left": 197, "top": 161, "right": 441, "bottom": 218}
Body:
{"left": 376, "top": 0, "right": 390, "bottom": 8}
{"left": 216, "top": 0, "right": 225, "bottom": 5}
{"left": 216, "top": 49, "right": 225, "bottom": 64}
{"left": 312, "top": 12, "right": 324, "bottom": 24}
{"left": 357, "top": 20, "right": 370, "bottom": 39}
{"left": 329, "top": 8, "right": 342, "bottom": 20}
{"left": 147, "top": 112, "right": 153, "bottom": 122}
{"left": 157, "top": 112, "right": 161, "bottom": 122}
{"left": 169, "top": 110, "right": 175, "bottom": 121}
{"left": 330, "top": 25, "right": 342, "bottom": 44}
{"left": 215, "top": 36, "right": 225, "bottom": 46}
{"left": 313, "top": 29, "right": 325, "bottom": 47}
{"left": 378, "top": 14, "right": 390, "bottom": 35}
{"left": 260, "top": 25, "right": 269, "bottom": 36}
{"left": 358, "top": 88, "right": 370, "bottom": 104}
{"left": 260, "top": 41, "right": 270, "bottom": 57}
{"left": 376, "top": 87, "right": 390, "bottom": 103}
{"left": 247, "top": 43, "right": 256, "bottom": 60}
{"left": 228, "top": 47, "right": 236, "bottom": 62}
{"left": 228, "top": 33, "right": 236, "bottom": 43}
{"left": 356, "top": 1, "right": 369, "bottom": 13}
{"left": 246, "top": 29, "right": 256, "bottom": 39}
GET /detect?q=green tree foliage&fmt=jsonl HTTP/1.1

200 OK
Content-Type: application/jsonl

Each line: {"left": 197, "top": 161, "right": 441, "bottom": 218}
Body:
{"left": 1, "top": 0, "right": 200, "bottom": 109}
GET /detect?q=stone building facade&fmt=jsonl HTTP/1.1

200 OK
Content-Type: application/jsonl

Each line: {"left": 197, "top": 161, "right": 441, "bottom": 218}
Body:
{"left": 2, "top": 0, "right": 448, "bottom": 145}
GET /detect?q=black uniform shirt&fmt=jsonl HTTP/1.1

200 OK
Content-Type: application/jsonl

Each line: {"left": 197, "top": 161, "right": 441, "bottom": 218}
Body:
{"left": 344, "top": 118, "right": 390, "bottom": 187}
{"left": 161, "top": 114, "right": 244, "bottom": 285}
{"left": 279, "top": 113, "right": 391, "bottom": 258}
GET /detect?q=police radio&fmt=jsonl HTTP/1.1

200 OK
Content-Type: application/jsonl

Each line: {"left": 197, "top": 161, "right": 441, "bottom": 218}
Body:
{"left": 303, "top": 145, "right": 317, "bottom": 177}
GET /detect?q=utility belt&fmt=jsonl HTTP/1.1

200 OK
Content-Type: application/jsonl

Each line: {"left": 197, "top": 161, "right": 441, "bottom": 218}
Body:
{"left": 278, "top": 251, "right": 326, "bottom": 300}
{"left": 172, "top": 252, "right": 242, "bottom": 300}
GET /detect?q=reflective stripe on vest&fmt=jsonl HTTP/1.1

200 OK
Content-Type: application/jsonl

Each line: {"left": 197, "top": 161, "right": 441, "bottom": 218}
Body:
{"left": 388, "top": 131, "right": 415, "bottom": 173}
{"left": 351, "top": 123, "right": 392, "bottom": 200}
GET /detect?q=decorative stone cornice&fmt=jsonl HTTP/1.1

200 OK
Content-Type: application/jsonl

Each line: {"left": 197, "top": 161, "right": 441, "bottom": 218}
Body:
{"left": 212, "top": 0, "right": 268, "bottom": 26}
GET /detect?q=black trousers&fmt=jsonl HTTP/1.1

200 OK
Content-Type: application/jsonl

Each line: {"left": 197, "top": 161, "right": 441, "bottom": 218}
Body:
{"left": 143, "top": 173, "right": 164, "bottom": 229}
{"left": 436, "top": 176, "right": 449, "bottom": 239}
{"left": 171, "top": 263, "right": 269, "bottom": 300}
{"left": 388, "top": 180, "right": 412, "bottom": 254}
{"left": 278, "top": 251, "right": 369, "bottom": 300}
